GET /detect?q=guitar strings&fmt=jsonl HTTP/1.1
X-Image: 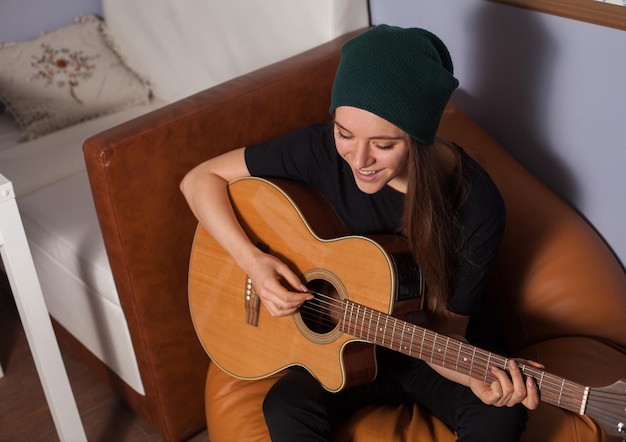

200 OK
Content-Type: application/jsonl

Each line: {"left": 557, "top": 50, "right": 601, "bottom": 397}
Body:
{"left": 298, "top": 295, "right": 623, "bottom": 436}
{"left": 296, "top": 291, "right": 624, "bottom": 414}
{"left": 300, "top": 296, "right": 590, "bottom": 410}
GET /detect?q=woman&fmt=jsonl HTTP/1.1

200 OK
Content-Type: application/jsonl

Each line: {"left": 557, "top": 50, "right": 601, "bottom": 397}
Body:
{"left": 181, "top": 25, "right": 540, "bottom": 441}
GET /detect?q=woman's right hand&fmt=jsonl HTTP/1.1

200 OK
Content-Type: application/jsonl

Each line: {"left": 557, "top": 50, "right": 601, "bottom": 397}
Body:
{"left": 181, "top": 147, "right": 311, "bottom": 317}
{"left": 242, "top": 247, "right": 312, "bottom": 317}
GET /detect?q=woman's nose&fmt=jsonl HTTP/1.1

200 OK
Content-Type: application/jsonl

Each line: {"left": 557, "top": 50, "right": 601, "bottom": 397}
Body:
{"left": 352, "top": 141, "right": 371, "bottom": 169}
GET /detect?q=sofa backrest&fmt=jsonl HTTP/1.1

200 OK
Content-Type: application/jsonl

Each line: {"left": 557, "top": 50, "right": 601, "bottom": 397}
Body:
{"left": 438, "top": 106, "right": 626, "bottom": 353}
{"left": 102, "top": 0, "right": 369, "bottom": 103}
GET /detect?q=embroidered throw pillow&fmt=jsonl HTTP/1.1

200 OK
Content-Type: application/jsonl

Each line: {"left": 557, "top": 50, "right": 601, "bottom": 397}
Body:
{"left": 0, "top": 15, "right": 151, "bottom": 141}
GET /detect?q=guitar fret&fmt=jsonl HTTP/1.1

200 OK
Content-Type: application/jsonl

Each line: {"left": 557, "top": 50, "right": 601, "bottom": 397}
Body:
{"left": 390, "top": 318, "right": 397, "bottom": 350}
{"left": 485, "top": 353, "right": 492, "bottom": 381}
{"left": 366, "top": 308, "right": 372, "bottom": 341}
{"left": 409, "top": 326, "right": 416, "bottom": 356}
{"left": 342, "top": 303, "right": 348, "bottom": 333}
{"left": 376, "top": 312, "right": 382, "bottom": 345}
{"left": 538, "top": 371, "right": 545, "bottom": 389}
{"left": 350, "top": 303, "right": 359, "bottom": 336}
{"left": 400, "top": 323, "right": 406, "bottom": 352}
{"left": 558, "top": 379, "right": 565, "bottom": 406}
{"left": 455, "top": 342, "right": 461, "bottom": 371}
{"left": 419, "top": 329, "right": 425, "bottom": 360}
{"left": 346, "top": 303, "right": 352, "bottom": 335}
{"left": 430, "top": 333, "right": 438, "bottom": 362}
{"left": 469, "top": 347, "right": 476, "bottom": 377}
{"left": 358, "top": 305, "right": 365, "bottom": 339}
{"left": 382, "top": 316, "right": 389, "bottom": 346}
{"left": 348, "top": 303, "right": 354, "bottom": 335}
{"left": 442, "top": 337, "right": 450, "bottom": 368}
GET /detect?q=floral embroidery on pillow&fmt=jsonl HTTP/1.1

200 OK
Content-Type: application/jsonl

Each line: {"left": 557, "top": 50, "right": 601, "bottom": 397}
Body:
{"left": 0, "top": 14, "right": 151, "bottom": 141}
{"left": 30, "top": 44, "right": 100, "bottom": 104}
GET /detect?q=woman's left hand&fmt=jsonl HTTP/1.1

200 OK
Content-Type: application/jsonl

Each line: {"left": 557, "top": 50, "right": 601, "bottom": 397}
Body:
{"left": 469, "top": 359, "right": 543, "bottom": 410}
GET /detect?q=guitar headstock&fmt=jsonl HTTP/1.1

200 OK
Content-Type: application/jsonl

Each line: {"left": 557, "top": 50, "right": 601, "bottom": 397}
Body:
{"left": 586, "top": 378, "right": 626, "bottom": 438}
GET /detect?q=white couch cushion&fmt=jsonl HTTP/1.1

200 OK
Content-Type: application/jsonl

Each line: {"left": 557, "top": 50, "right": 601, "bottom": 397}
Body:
{"left": 0, "top": 99, "right": 166, "bottom": 198}
{"left": 103, "top": 0, "right": 369, "bottom": 102}
{"left": 19, "top": 171, "right": 118, "bottom": 306}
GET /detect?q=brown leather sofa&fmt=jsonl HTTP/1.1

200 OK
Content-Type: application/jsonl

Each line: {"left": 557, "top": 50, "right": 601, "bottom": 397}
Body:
{"left": 84, "top": 29, "right": 626, "bottom": 441}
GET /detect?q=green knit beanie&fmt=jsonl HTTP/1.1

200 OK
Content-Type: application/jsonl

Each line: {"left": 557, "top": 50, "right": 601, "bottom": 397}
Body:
{"left": 330, "top": 25, "right": 459, "bottom": 145}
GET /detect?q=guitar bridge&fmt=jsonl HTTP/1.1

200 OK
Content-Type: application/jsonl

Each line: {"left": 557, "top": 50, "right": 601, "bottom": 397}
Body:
{"left": 244, "top": 240, "right": 269, "bottom": 327}
{"left": 245, "top": 276, "right": 260, "bottom": 327}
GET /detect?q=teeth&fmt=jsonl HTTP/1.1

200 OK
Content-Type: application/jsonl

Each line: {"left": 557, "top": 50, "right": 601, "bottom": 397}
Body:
{"left": 359, "top": 169, "right": 377, "bottom": 175}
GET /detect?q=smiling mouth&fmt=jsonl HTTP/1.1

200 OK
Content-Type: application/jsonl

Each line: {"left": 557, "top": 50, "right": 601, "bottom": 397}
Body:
{"left": 358, "top": 169, "right": 380, "bottom": 176}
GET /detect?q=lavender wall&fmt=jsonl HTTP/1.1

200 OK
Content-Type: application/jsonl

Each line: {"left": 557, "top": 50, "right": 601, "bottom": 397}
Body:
{"left": 371, "top": 0, "right": 626, "bottom": 268}
{"left": 0, "top": 0, "right": 103, "bottom": 42}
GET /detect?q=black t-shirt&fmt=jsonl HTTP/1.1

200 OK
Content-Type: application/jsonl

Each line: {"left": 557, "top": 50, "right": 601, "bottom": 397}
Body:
{"left": 245, "top": 122, "right": 505, "bottom": 345}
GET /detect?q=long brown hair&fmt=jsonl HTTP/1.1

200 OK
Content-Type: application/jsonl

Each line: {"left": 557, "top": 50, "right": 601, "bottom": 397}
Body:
{"left": 401, "top": 138, "right": 466, "bottom": 317}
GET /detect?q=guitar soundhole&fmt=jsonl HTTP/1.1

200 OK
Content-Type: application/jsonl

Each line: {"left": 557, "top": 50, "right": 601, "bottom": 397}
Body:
{"left": 301, "top": 279, "right": 340, "bottom": 334}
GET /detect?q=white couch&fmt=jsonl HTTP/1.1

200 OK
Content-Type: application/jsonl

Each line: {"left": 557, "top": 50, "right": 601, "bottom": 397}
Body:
{"left": 0, "top": 1, "right": 368, "bottom": 439}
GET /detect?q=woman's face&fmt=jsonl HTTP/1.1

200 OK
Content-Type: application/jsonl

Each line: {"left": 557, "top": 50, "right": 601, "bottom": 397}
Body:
{"left": 334, "top": 106, "right": 411, "bottom": 194}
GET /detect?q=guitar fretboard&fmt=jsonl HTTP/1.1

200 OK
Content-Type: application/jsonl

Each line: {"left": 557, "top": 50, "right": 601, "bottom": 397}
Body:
{"left": 339, "top": 299, "right": 587, "bottom": 414}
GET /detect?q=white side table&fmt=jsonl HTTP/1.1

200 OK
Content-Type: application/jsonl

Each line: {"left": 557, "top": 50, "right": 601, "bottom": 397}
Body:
{"left": 0, "top": 173, "right": 86, "bottom": 441}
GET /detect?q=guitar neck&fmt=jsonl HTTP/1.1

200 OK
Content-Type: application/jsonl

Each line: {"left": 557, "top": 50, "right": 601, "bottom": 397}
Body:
{"left": 340, "top": 299, "right": 588, "bottom": 415}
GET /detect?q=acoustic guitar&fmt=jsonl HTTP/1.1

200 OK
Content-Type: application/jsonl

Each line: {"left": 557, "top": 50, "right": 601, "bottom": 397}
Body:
{"left": 188, "top": 176, "right": 626, "bottom": 438}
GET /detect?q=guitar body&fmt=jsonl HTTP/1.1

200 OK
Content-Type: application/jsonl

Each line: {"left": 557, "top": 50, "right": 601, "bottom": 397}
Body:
{"left": 189, "top": 177, "right": 422, "bottom": 392}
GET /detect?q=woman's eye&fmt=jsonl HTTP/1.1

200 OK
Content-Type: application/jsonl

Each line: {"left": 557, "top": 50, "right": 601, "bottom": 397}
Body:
{"left": 337, "top": 131, "right": 352, "bottom": 140}
{"left": 375, "top": 144, "right": 394, "bottom": 150}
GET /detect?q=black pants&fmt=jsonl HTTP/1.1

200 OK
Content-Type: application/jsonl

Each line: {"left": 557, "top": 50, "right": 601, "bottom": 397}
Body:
{"left": 263, "top": 348, "right": 527, "bottom": 441}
